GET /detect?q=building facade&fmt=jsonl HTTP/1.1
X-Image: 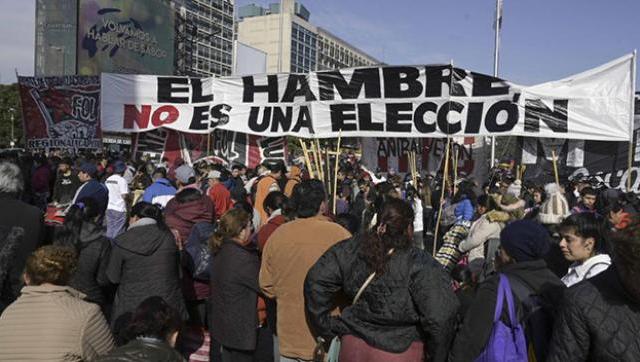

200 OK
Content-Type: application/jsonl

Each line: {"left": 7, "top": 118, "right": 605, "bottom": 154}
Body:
{"left": 172, "top": 0, "right": 235, "bottom": 76}
{"left": 236, "top": 0, "right": 379, "bottom": 74}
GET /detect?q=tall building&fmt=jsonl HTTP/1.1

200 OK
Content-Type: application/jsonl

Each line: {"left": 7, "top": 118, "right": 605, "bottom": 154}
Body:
{"left": 236, "top": 0, "right": 379, "bottom": 74}
{"left": 172, "top": 0, "right": 235, "bottom": 76}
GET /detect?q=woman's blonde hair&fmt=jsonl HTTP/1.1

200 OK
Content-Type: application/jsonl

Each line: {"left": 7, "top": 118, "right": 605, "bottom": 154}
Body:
{"left": 210, "top": 208, "right": 251, "bottom": 253}
{"left": 25, "top": 245, "right": 78, "bottom": 286}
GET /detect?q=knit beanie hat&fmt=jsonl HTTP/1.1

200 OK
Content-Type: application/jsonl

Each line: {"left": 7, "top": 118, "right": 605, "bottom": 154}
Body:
{"left": 538, "top": 183, "right": 570, "bottom": 225}
{"left": 500, "top": 220, "right": 550, "bottom": 262}
{"left": 506, "top": 179, "right": 522, "bottom": 197}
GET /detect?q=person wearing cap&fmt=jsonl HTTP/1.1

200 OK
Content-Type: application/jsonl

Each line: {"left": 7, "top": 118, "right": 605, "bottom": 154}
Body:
{"left": 449, "top": 220, "right": 565, "bottom": 362}
{"left": 67, "top": 162, "right": 109, "bottom": 216}
{"left": 105, "top": 160, "right": 130, "bottom": 239}
{"left": 174, "top": 164, "right": 199, "bottom": 191}
{"left": 52, "top": 157, "right": 80, "bottom": 206}
{"left": 207, "top": 169, "right": 233, "bottom": 219}
{"left": 254, "top": 161, "right": 286, "bottom": 227}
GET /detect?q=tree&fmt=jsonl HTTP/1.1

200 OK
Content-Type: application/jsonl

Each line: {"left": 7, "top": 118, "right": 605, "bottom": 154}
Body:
{"left": 0, "top": 83, "right": 23, "bottom": 148}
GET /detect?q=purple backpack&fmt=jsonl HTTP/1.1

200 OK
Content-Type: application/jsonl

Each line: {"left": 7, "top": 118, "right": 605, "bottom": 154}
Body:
{"left": 475, "top": 274, "right": 528, "bottom": 362}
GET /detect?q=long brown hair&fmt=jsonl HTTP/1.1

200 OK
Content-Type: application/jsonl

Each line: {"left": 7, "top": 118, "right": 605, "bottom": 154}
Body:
{"left": 359, "top": 199, "right": 414, "bottom": 275}
{"left": 209, "top": 208, "right": 251, "bottom": 253}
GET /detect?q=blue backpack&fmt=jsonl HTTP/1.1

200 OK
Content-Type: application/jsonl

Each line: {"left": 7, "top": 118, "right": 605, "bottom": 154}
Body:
{"left": 475, "top": 274, "right": 528, "bottom": 362}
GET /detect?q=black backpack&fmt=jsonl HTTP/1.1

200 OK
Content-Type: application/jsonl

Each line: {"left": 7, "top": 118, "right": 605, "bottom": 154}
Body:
{"left": 507, "top": 275, "right": 555, "bottom": 362}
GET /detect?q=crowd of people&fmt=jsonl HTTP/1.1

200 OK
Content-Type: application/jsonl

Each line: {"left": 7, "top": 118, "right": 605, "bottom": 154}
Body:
{"left": 0, "top": 149, "right": 638, "bottom": 362}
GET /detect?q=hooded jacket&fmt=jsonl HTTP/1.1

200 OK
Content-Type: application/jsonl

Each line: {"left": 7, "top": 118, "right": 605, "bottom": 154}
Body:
{"left": 548, "top": 266, "right": 640, "bottom": 362}
{"left": 106, "top": 220, "right": 188, "bottom": 327}
{"left": 164, "top": 194, "right": 215, "bottom": 301}
{"left": 165, "top": 195, "right": 215, "bottom": 241}
{"left": 57, "top": 222, "right": 111, "bottom": 307}
{"left": 449, "top": 260, "right": 565, "bottom": 362}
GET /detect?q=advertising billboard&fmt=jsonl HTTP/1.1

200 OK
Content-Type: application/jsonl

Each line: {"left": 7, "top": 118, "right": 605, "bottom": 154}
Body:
{"left": 77, "top": 0, "right": 175, "bottom": 75}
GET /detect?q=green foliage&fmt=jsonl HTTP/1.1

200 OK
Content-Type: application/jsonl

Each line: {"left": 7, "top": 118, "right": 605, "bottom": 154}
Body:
{"left": 0, "top": 83, "right": 22, "bottom": 147}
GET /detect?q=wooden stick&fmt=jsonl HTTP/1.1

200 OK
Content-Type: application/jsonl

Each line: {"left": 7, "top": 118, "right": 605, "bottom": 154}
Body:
{"left": 325, "top": 145, "right": 331, "bottom": 197}
{"left": 311, "top": 141, "right": 322, "bottom": 182}
{"left": 315, "top": 139, "right": 325, "bottom": 184}
{"left": 332, "top": 131, "right": 342, "bottom": 214}
{"left": 411, "top": 151, "right": 418, "bottom": 188}
{"left": 433, "top": 137, "right": 452, "bottom": 256}
{"left": 453, "top": 146, "right": 459, "bottom": 185}
{"left": 551, "top": 149, "right": 560, "bottom": 186}
{"left": 299, "top": 139, "right": 314, "bottom": 179}
{"left": 516, "top": 165, "right": 521, "bottom": 181}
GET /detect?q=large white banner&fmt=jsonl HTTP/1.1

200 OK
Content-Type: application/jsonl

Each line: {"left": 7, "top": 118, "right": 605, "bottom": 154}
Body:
{"left": 101, "top": 53, "right": 636, "bottom": 141}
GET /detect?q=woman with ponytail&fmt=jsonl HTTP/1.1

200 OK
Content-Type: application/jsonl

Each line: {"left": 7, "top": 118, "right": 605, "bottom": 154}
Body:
{"left": 304, "top": 199, "right": 459, "bottom": 362}
{"left": 208, "top": 208, "right": 269, "bottom": 361}
{"left": 54, "top": 197, "right": 111, "bottom": 310}
{"left": 105, "top": 202, "right": 188, "bottom": 338}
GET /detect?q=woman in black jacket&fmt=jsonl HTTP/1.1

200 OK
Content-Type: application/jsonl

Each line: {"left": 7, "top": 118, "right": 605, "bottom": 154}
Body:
{"left": 105, "top": 202, "right": 188, "bottom": 338}
{"left": 547, "top": 218, "right": 640, "bottom": 361}
{"left": 54, "top": 197, "right": 111, "bottom": 311}
{"left": 209, "top": 208, "right": 265, "bottom": 362}
{"left": 304, "top": 199, "right": 459, "bottom": 362}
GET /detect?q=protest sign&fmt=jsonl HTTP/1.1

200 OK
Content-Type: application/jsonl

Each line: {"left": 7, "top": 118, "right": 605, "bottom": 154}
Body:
{"left": 18, "top": 76, "right": 102, "bottom": 149}
{"left": 361, "top": 137, "right": 476, "bottom": 176}
{"left": 101, "top": 54, "right": 635, "bottom": 141}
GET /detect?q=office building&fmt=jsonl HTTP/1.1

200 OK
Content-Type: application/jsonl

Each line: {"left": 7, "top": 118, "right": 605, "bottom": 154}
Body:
{"left": 236, "top": 0, "right": 379, "bottom": 73}
{"left": 172, "top": 0, "right": 235, "bottom": 76}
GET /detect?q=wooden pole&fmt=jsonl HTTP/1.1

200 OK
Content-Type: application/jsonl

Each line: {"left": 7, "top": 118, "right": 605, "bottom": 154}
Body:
{"left": 311, "top": 141, "right": 322, "bottom": 182}
{"left": 410, "top": 151, "right": 418, "bottom": 188}
{"left": 315, "top": 139, "right": 325, "bottom": 184}
{"left": 332, "top": 131, "right": 342, "bottom": 214}
{"left": 453, "top": 146, "right": 459, "bottom": 185}
{"left": 433, "top": 137, "right": 452, "bottom": 256}
{"left": 325, "top": 145, "right": 331, "bottom": 197}
{"left": 299, "top": 139, "right": 314, "bottom": 179}
{"left": 551, "top": 149, "right": 560, "bottom": 186}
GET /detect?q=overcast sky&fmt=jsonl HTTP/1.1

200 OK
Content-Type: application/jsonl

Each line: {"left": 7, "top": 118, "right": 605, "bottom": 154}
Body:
{"left": 1, "top": 0, "right": 638, "bottom": 85}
